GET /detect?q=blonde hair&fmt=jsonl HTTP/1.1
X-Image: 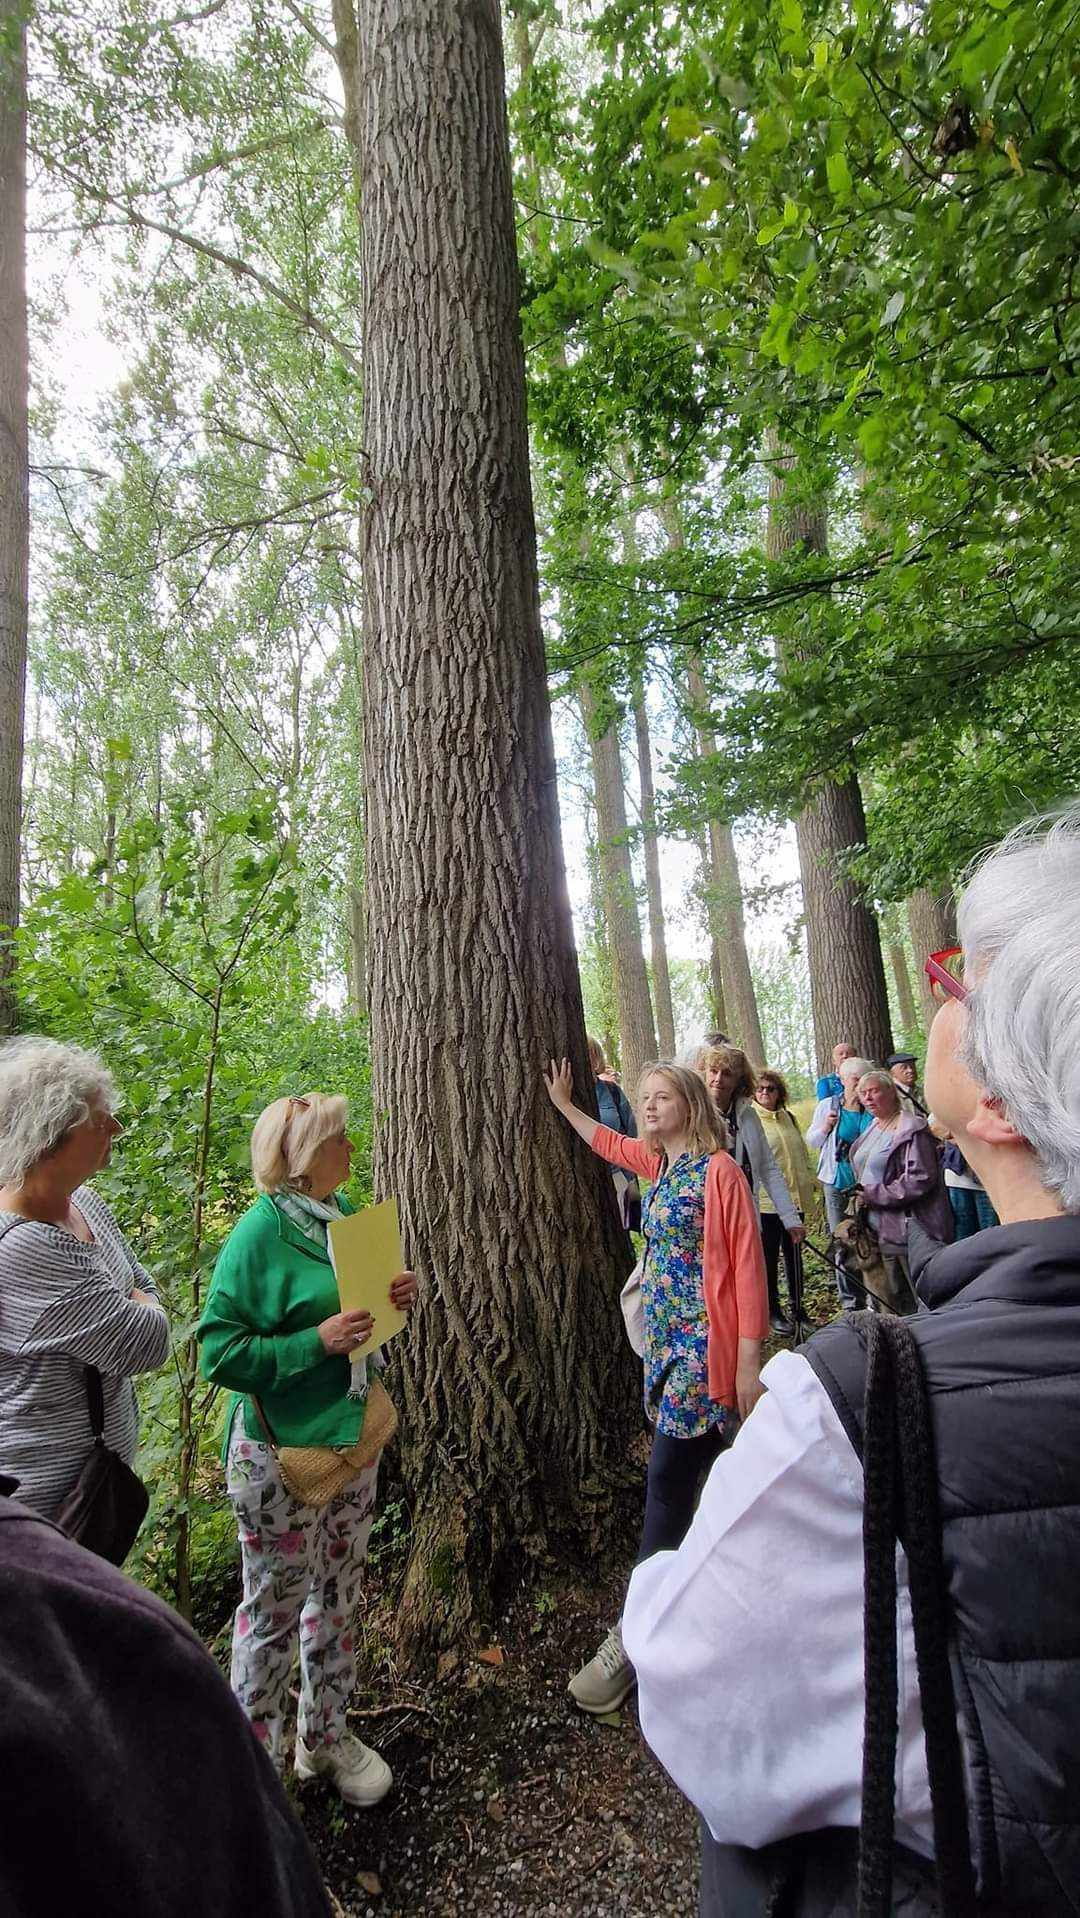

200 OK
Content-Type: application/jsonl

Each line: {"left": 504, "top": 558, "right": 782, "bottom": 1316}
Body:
{"left": 586, "top": 1034, "right": 608, "bottom": 1076}
{"left": 250, "top": 1093, "right": 348, "bottom": 1193}
{"left": 696, "top": 1043, "right": 757, "bottom": 1104}
{"left": 637, "top": 1063, "right": 731, "bottom": 1158}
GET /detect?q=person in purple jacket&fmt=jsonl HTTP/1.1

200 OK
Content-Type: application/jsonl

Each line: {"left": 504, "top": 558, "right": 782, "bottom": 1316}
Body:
{"left": 850, "top": 1067, "right": 952, "bottom": 1305}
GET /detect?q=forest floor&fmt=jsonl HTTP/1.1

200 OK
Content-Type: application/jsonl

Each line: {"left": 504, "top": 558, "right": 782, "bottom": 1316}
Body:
{"left": 296, "top": 1266, "right": 839, "bottom": 1916}
{"left": 302, "top": 1534, "right": 700, "bottom": 1918}
{"left": 221, "top": 1251, "right": 840, "bottom": 1918}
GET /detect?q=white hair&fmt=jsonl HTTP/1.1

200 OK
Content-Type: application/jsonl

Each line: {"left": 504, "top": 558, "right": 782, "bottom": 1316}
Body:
{"left": 0, "top": 1037, "right": 118, "bottom": 1187}
{"left": 838, "top": 1055, "right": 875, "bottom": 1085}
{"left": 958, "top": 803, "right": 1080, "bottom": 1212}
{"left": 857, "top": 1068, "right": 900, "bottom": 1099}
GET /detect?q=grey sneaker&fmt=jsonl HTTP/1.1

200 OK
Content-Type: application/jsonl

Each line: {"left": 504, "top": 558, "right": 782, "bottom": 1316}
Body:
{"left": 568, "top": 1624, "right": 635, "bottom": 1715}
{"left": 294, "top": 1732, "right": 392, "bottom": 1807}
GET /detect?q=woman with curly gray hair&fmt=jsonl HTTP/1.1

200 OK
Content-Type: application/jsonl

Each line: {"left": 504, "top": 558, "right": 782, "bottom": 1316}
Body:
{"left": 0, "top": 1037, "right": 170, "bottom": 1522}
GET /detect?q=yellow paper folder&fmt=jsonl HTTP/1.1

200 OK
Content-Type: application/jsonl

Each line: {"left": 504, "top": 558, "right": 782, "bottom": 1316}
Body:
{"left": 327, "top": 1198, "right": 406, "bottom": 1357}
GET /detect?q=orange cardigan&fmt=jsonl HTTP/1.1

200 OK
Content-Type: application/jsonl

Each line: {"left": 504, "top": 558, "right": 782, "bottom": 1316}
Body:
{"left": 592, "top": 1125, "right": 769, "bottom": 1409}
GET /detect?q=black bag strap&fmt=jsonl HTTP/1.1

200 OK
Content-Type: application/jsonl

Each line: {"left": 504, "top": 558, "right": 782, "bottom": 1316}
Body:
{"left": 858, "top": 1313, "right": 977, "bottom": 1918}
{"left": 83, "top": 1365, "right": 106, "bottom": 1444}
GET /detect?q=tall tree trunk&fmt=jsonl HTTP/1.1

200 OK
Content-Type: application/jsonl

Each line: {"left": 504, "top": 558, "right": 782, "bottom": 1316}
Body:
{"left": 695, "top": 828, "right": 728, "bottom": 1036}
{"left": 767, "top": 450, "right": 892, "bottom": 1070}
{"left": 883, "top": 906, "right": 919, "bottom": 1036}
{"left": 907, "top": 886, "right": 958, "bottom": 1027}
{"left": 632, "top": 675, "right": 676, "bottom": 1057}
{"left": 795, "top": 780, "right": 894, "bottom": 1069}
{"left": 580, "top": 685, "right": 657, "bottom": 1089}
{"left": 685, "top": 660, "right": 766, "bottom": 1060}
{"left": 661, "top": 494, "right": 764, "bottom": 1057}
{"left": 0, "top": 0, "right": 28, "bottom": 1029}
{"left": 357, "top": 0, "right": 637, "bottom": 1657}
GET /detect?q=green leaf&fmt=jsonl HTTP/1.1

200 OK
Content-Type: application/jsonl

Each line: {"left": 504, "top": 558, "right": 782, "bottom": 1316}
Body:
{"left": 826, "top": 150, "right": 852, "bottom": 197}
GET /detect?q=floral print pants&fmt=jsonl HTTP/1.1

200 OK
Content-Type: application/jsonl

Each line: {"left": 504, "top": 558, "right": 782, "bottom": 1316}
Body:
{"left": 225, "top": 1414, "right": 379, "bottom": 1767}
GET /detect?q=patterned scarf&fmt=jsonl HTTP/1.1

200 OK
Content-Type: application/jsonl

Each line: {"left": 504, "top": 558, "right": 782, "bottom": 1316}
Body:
{"left": 273, "top": 1188, "right": 368, "bottom": 1402}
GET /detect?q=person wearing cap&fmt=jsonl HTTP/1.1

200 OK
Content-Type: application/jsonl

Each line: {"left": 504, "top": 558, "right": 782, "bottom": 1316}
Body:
{"left": 887, "top": 1051, "right": 920, "bottom": 1103}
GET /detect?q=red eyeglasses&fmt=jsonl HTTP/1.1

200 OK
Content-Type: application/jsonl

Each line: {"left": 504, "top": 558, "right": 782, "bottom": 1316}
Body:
{"left": 924, "top": 946, "right": 970, "bottom": 1006}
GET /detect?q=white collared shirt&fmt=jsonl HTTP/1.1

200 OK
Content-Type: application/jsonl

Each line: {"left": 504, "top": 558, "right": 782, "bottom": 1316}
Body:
{"left": 621, "top": 1349, "right": 933, "bottom": 1855}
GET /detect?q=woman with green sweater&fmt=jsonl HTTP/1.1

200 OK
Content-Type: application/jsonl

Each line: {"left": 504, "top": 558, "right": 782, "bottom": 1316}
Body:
{"left": 197, "top": 1094, "right": 416, "bottom": 1809}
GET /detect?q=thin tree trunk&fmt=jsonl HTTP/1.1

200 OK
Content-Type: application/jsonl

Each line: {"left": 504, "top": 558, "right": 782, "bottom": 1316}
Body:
{"left": 0, "top": 0, "right": 28, "bottom": 1028}
{"left": 884, "top": 913, "right": 919, "bottom": 1037}
{"left": 580, "top": 685, "right": 657, "bottom": 1089}
{"left": 358, "top": 0, "right": 637, "bottom": 1657}
{"left": 767, "top": 449, "right": 892, "bottom": 1069}
{"left": 685, "top": 660, "right": 766, "bottom": 1059}
{"left": 695, "top": 828, "right": 728, "bottom": 1037}
{"left": 632, "top": 674, "right": 676, "bottom": 1057}
{"left": 660, "top": 494, "right": 764, "bottom": 1058}
{"left": 907, "top": 886, "right": 958, "bottom": 1026}
{"left": 345, "top": 884, "right": 365, "bottom": 1016}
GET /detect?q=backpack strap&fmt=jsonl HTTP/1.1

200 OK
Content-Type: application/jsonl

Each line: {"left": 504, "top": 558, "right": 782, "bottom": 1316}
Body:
{"left": 858, "top": 1315, "right": 977, "bottom": 1918}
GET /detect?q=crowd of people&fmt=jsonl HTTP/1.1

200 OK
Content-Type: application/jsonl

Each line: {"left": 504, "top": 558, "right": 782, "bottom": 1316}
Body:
{"left": 1, "top": 804, "right": 1078, "bottom": 1917}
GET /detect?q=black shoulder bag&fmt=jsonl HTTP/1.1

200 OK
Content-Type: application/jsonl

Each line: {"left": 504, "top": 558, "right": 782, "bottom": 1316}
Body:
{"left": 55, "top": 1365, "right": 149, "bottom": 1566}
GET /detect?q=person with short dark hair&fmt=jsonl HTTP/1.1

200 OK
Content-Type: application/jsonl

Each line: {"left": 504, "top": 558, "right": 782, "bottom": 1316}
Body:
{"left": 0, "top": 1485, "right": 332, "bottom": 1918}
{"left": 623, "top": 805, "right": 1080, "bottom": 1916}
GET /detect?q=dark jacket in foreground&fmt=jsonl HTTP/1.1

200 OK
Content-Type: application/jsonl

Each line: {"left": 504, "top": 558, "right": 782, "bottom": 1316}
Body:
{"left": 703, "top": 1214, "right": 1080, "bottom": 1916}
{"left": 0, "top": 1490, "right": 331, "bottom": 1918}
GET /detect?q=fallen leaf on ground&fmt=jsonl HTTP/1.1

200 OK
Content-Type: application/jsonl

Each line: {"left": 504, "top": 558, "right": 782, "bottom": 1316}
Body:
{"left": 476, "top": 1646, "right": 505, "bottom": 1666}
{"left": 486, "top": 1796, "right": 506, "bottom": 1822}
{"left": 436, "top": 1650, "right": 460, "bottom": 1682}
{"left": 355, "top": 1871, "right": 382, "bottom": 1897}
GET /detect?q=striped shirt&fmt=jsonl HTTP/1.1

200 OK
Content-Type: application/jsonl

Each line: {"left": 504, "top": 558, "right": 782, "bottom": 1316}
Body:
{"left": 0, "top": 1186, "right": 170, "bottom": 1518}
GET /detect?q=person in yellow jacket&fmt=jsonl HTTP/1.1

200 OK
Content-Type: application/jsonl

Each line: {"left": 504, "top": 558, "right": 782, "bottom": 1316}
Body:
{"left": 753, "top": 1070, "right": 817, "bottom": 1333}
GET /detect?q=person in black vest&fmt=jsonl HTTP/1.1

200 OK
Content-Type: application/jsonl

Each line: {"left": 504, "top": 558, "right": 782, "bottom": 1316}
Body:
{"left": 621, "top": 805, "right": 1080, "bottom": 1916}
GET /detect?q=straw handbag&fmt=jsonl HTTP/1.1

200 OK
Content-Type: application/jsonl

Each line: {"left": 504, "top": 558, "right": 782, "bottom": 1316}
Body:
{"left": 251, "top": 1377, "right": 398, "bottom": 1508}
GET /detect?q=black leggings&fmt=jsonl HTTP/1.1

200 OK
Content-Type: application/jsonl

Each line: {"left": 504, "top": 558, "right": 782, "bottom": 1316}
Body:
{"left": 760, "top": 1211, "right": 798, "bottom": 1315}
{"left": 636, "top": 1425, "right": 727, "bottom": 1565}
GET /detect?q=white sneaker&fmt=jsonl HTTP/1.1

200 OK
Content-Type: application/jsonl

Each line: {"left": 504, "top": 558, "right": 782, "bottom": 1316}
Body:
{"left": 294, "top": 1732, "right": 393, "bottom": 1807}
{"left": 568, "top": 1624, "right": 636, "bottom": 1715}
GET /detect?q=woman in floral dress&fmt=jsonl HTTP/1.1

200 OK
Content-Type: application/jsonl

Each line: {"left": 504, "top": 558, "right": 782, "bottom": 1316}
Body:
{"left": 543, "top": 1059, "right": 768, "bottom": 1715}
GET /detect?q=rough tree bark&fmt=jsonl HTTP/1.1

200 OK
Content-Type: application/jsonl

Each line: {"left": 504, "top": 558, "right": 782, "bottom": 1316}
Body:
{"left": 766, "top": 450, "right": 892, "bottom": 1070}
{"left": 632, "top": 674, "right": 676, "bottom": 1057}
{"left": 357, "top": 0, "right": 638, "bottom": 1655}
{"left": 685, "top": 660, "right": 766, "bottom": 1060}
{"left": 579, "top": 685, "right": 657, "bottom": 1089}
{"left": 0, "top": 0, "right": 28, "bottom": 1029}
{"left": 907, "top": 886, "right": 958, "bottom": 1027}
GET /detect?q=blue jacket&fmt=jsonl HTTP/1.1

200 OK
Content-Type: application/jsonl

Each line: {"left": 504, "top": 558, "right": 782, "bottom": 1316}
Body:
{"left": 595, "top": 1079, "right": 635, "bottom": 1137}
